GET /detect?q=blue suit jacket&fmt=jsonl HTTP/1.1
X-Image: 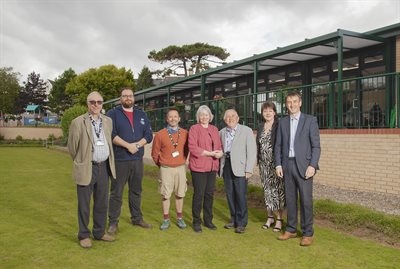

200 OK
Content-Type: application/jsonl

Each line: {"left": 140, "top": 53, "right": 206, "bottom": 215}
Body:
{"left": 274, "top": 113, "right": 321, "bottom": 178}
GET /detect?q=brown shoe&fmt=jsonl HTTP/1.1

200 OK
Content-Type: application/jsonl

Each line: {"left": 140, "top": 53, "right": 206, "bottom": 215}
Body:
{"left": 79, "top": 238, "right": 92, "bottom": 248}
{"left": 108, "top": 224, "right": 118, "bottom": 235}
{"left": 278, "top": 231, "right": 297, "bottom": 241}
{"left": 300, "top": 236, "right": 314, "bottom": 246}
{"left": 98, "top": 234, "right": 115, "bottom": 242}
{"left": 133, "top": 220, "right": 152, "bottom": 229}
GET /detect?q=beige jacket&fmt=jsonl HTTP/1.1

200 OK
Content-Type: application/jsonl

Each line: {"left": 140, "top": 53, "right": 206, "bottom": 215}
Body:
{"left": 67, "top": 113, "right": 116, "bottom": 185}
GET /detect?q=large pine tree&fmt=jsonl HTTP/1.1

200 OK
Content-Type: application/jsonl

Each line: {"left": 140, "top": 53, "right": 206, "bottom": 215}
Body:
{"left": 148, "top": 43, "right": 230, "bottom": 77}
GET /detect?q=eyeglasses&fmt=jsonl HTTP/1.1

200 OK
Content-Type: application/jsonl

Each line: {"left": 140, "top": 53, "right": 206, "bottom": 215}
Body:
{"left": 88, "top": 100, "right": 103, "bottom": 105}
{"left": 121, "top": 94, "right": 134, "bottom": 99}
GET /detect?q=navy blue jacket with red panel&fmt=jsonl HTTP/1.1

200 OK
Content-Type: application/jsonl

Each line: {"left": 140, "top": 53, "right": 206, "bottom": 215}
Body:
{"left": 106, "top": 105, "right": 153, "bottom": 161}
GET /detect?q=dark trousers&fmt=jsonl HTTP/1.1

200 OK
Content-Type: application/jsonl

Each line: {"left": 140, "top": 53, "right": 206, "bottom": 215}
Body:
{"left": 77, "top": 162, "right": 109, "bottom": 240}
{"left": 109, "top": 159, "right": 144, "bottom": 225}
{"left": 191, "top": 171, "right": 216, "bottom": 225}
{"left": 223, "top": 159, "right": 248, "bottom": 227}
{"left": 285, "top": 158, "right": 314, "bottom": 236}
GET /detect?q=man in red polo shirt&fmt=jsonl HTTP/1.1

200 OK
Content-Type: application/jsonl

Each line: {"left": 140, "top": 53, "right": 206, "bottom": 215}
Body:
{"left": 151, "top": 108, "right": 189, "bottom": 230}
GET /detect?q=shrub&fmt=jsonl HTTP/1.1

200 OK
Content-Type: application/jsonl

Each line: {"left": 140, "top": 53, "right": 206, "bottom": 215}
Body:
{"left": 15, "top": 135, "right": 23, "bottom": 141}
{"left": 47, "top": 134, "right": 56, "bottom": 141}
{"left": 61, "top": 105, "right": 87, "bottom": 141}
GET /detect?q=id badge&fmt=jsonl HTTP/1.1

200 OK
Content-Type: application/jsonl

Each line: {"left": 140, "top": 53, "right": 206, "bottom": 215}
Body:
{"left": 172, "top": 151, "right": 180, "bottom": 158}
{"left": 96, "top": 140, "right": 105, "bottom": 146}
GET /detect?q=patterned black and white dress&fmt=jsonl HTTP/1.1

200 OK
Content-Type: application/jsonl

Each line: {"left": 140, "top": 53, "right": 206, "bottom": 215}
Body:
{"left": 259, "top": 128, "right": 285, "bottom": 211}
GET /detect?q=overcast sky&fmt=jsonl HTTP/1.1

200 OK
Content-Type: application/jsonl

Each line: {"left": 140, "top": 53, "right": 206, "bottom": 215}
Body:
{"left": 1, "top": 0, "right": 399, "bottom": 82}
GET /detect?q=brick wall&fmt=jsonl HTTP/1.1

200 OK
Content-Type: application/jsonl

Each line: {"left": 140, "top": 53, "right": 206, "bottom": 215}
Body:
{"left": 145, "top": 129, "right": 400, "bottom": 195}
{"left": 316, "top": 129, "right": 400, "bottom": 195}
{"left": 0, "top": 127, "right": 63, "bottom": 140}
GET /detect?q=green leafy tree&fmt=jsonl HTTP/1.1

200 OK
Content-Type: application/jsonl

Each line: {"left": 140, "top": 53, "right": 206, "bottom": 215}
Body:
{"left": 136, "top": 66, "right": 155, "bottom": 91}
{"left": 0, "top": 67, "right": 21, "bottom": 115}
{"left": 48, "top": 68, "right": 77, "bottom": 115}
{"left": 61, "top": 104, "right": 87, "bottom": 141}
{"left": 15, "top": 71, "right": 47, "bottom": 114}
{"left": 148, "top": 43, "right": 230, "bottom": 77}
{"left": 66, "top": 65, "right": 134, "bottom": 105}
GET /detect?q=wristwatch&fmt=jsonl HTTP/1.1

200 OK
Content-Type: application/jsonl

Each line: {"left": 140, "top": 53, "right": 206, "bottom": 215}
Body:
{"left": 136, "top": 143, "right": 141, "bottom": 149}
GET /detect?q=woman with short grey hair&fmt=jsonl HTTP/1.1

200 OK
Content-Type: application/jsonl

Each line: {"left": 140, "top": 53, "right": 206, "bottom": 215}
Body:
{"left": 188, "top": 105, "right": 223, "bottom": 233}
{"left": 195, "top": 105, "right": 214, "bottom": 123}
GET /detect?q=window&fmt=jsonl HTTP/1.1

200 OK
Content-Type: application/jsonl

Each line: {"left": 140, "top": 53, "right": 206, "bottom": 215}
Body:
{"left": 312, "top": 65, "right": 327, "bottom": 74}
{"left": 332, "top": 56, "right": 359, "bottom": 72}
{"left": 268, "top": 72, "right": 285, "bottom": 83}
{"left": 364, "top": 54, "right": 383, "bottom": 64}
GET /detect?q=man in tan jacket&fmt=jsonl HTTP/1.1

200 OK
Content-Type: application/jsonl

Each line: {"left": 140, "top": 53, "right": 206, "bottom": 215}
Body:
{"left": 68, "top": 91, "right": 116, "bottom": 248}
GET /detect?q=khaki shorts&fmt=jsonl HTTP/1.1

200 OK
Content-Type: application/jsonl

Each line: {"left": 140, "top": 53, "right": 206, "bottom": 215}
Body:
{"left": 159, "top": 165, "right": 188, "bottom": 199}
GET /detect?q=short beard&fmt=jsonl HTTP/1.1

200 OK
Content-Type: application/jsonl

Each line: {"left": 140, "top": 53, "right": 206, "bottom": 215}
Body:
{"left": 122, "top": 102, "right": 133, "bottom": 109}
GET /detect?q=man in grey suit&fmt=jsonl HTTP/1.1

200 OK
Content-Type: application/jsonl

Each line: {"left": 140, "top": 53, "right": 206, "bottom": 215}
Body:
{"left": 220, "top": 109, "right": 257, "bottom": 233}
{"left": 275, "top": 91, "right": 321, "bottom": 246}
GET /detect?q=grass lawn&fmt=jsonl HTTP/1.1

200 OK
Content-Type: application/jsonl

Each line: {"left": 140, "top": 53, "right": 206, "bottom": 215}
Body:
{"left": 0, "top": 148, "right": 399, "bottom": 269}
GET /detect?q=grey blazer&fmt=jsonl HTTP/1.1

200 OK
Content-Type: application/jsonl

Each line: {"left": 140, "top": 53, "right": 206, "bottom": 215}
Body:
{"left": 274, "top": 113, "right": 321, "bottom": 178}
{"left": 219, "top": 124, "right": 257, "bottom": 177}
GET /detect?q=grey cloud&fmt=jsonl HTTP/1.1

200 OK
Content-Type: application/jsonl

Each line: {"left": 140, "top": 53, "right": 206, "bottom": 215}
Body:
{"left": 1, "top": 0, "right": 399, "bottom": 81}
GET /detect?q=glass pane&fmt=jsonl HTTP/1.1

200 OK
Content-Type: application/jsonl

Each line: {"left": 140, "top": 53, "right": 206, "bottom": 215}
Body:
{"left": 361, "top": 76, "right": 386, "bottom": 128}
{"left": 311, "top": 84, "right": 329, "bottom": 128}
{"left": 332, "top": 56, "right": 359, "bottom": 72}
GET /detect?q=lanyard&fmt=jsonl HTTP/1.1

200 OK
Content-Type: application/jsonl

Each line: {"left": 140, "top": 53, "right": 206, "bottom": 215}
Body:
{"left": 167, "top": 128, "right": 180, "bottom": 149}
{"left": 90, "top": 115, "right": 102, "bottom": 139}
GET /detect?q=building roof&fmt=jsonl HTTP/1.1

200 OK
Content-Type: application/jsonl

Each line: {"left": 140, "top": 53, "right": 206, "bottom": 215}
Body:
{"left": 104, "top": 23, "right": 398, "bottom": 105}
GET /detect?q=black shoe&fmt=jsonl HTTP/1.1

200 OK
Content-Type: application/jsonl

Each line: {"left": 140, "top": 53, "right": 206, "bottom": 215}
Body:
{"left": 204, "top": 223, "right": 217, "bottom": 230}
{"left": 262, "top": 216, "right": 275, "bottom": 230}
{"left": 273, "top": 219, "right": 283, "bottom": 232}
{"left": 224, "top": 222, "right": 235, "bottom": 229}
{"left": 193, "top": 225, "right": 202, "bottom": 233}
{"left": 235, "top": 226, "right": 246, "bottom": 234}
{"left": 133, "top": 220, "right": 152, "bottom": 229}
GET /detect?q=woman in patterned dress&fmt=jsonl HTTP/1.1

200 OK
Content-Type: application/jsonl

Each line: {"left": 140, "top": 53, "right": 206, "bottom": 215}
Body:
{"left": 256, "top": 101, "right": 285, "bottom": 232}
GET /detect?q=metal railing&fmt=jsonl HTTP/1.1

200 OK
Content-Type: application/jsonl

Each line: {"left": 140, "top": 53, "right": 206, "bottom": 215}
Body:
{"left": 143, "top": 72, "right": 399, "bottom": 131}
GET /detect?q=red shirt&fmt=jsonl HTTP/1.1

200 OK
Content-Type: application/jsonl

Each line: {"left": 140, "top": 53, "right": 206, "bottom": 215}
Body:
{"left": 188, "top": 123, "right": 222, "bottom": 172}
{"left": 123, "top": 110, "right": 134, "bottom": 127}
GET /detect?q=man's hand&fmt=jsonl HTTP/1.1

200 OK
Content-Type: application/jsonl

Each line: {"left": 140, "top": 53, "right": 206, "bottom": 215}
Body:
{"left": 245, "top": 172, "right": 252, "bottom": 179}
{"left": 305, "top": 166, "right": 316, "bottom": 179}
{"left": 126, "top": 143, "right": 139, "bottom": 155}
{"left": 276, "top": 167, "right": 283, "bottom": 178}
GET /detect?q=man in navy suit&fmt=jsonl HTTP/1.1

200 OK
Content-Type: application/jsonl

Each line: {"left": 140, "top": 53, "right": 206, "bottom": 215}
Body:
{"left": 274, "top": 91, "right": 321, "bottom": 246}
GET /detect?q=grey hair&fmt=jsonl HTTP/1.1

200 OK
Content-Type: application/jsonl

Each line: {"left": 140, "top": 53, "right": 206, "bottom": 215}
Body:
{"left": 196, "top": 105, "right": 214, "bottom": 123}
{"left": 223, "top": 109, "right": 238, "bottom": 120}
{"left": 87, "top": 91, "right": 103, "bottom": 101}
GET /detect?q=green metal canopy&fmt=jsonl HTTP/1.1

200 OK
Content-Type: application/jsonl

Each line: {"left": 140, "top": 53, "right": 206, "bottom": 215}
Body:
{"left": 125, "top": 27, "right": 388, "bottom": 102}
{"left": 26, "top": 105, "right": 40, "bottom": 112}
